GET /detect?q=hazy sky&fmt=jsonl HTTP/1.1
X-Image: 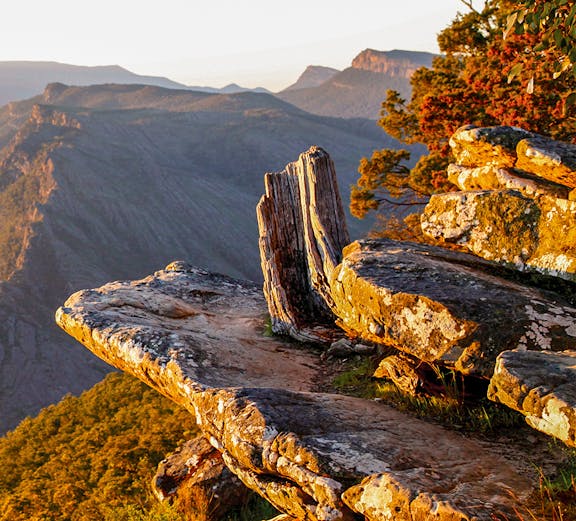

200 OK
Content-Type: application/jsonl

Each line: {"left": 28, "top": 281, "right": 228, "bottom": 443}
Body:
{"left": 1, "top": 0, "right": 470, "bottom": 91}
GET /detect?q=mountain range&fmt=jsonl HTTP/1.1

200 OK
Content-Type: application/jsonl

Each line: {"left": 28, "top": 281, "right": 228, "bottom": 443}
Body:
{"left": 0, "top": 61, "right": 271, "bottom": 107}
{"left": 277, "top": 49, "right": 436, "bottom": 119}
{"left": 1, "top": 49, "right": 435, "bottom": 119}
{"left": 0, "top": 81, "right": 409, "bottom": 433}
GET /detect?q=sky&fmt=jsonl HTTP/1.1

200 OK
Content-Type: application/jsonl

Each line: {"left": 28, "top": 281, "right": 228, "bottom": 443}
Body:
{"left": 1, "top": 0, "right": 471, "bottom": 92}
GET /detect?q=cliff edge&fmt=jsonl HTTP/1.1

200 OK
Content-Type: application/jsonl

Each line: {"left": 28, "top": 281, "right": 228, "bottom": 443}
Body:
{"left": 56, "top": 133, "right": 576, "bottom": 520}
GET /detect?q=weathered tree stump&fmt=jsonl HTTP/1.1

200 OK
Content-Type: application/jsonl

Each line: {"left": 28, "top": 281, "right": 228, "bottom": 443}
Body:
{"left": 257, "top": 147, "right": 349, "bottom": 341}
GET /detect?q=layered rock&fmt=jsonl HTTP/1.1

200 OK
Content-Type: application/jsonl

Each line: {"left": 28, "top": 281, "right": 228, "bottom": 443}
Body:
{"left": 257, "top": 147, "right": 349, "bottom": 341}
{"left": 488, "top": 350, "right": 576, "bottom": 447}
{"left": 153, "top": 435, "right": 250, "bottom": 520}
{"left": 422, "top": 125, "right": 576, "bottom": 282}
{"left": 351, "top": 49, "right": 435, "bottom": 78}
{"left": 422, "top": 190, "right": 576, "bottom": 280}
{"left": 56, "top": 261, "right": 534, "bottom": 520}
{"left": 328, "top": 238, "right": 576, "bottom": 377}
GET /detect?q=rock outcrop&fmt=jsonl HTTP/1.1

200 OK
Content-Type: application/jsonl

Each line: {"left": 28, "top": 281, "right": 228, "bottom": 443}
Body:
{"left": 56, "top": 262, "right": 534, "bottom": 520}
{"left": 257, "top": 147, "right": 349, "bottom": 342}
{"left": 488, "top": 350, "right": 576, "bottom": 447}
{"left": 55, "top": 136, "right": 576, "bottom": 519}
{"left": 153, "top": 435, "right": 250, "bottom": 520}
{"left": 328, "top": 238, "right": 576, "bottom": 377}
{"left": 423, "top": 125, "right": 576, "bottom": 281}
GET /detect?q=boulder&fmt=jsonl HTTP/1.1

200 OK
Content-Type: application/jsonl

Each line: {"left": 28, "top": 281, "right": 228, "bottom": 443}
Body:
{"left": 516, "top": 135, "right": 576, "bottom": 189}
{"left": 56, "top": 261, "right": 533, "bottom": 520}
{"left": 421, "top": 190, "right": 576, "bottom": 281}
{"left": 153, "top": 435, "right": 250, "bottom": 520}
{"left": 329, "top": 238, "right": 576, "bottom": 378}
{"left": 488, "top": 350, "right": 576, "bottom": 447}
{"left": 449, "top": 125, "right": 534, "bottom": 169}
{"left": 373, "top": 354, "right": 424, "bottom": 396}
{"left": 257, "top": 146, "right": 349, "bottom": 342}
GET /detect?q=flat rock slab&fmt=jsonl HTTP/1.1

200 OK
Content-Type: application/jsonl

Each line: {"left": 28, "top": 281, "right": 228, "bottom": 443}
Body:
{"left": 329, "top": 239, "right": 576, "bottom": 378}
{"left": 488, "top": 350, "right": 576, "bottom": 447}
{"left": 56, "top": 262, "right": 533, "bottom": 520}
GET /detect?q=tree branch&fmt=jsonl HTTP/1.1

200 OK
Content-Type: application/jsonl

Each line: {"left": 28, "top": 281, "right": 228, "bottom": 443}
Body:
{"left": 376, "top": 197, "right": 428, "bottom": 207}
{"left": 459, "top": 0, "right": 481, "bottom": 14}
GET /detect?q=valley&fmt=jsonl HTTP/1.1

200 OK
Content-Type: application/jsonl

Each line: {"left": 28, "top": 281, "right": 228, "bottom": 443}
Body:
{"left": 0, "top": 82, "right": 402, "bottom": 432}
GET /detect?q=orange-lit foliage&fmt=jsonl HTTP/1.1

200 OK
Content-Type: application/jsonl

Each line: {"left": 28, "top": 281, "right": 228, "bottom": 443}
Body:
{"left": 351, "top": 0, "right": 576, "bottom": 221}
{"left": 0, "top": 372, "right": 197, "bottom": 521}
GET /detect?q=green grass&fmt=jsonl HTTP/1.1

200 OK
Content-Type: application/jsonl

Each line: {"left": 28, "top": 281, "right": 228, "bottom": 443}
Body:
{"left": 331, "top": 356, "right": 381, "bottom": 399}
{"left": 332, "top": 355, "right": 525, "bottom": 434}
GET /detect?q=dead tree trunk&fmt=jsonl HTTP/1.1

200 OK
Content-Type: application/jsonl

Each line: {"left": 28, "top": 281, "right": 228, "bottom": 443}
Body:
{"left": 257, "top": 146, "right": 349, "bottom": 341}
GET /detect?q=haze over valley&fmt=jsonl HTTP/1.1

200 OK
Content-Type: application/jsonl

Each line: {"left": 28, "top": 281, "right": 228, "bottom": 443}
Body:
{"left": 0, "top": 50, "right": 422, "bottom": 430}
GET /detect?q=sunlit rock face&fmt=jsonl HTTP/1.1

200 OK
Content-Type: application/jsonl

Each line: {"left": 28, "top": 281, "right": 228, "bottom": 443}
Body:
{"left": 422, "top": 125, "right": 576, "bottom": 282}
{"left": 56, "top": 261, "right": 533, "bottom": 521}
{"left": 422, "top": 190, "right": 576, "bottom": 281}
{"left": 328, "top": 238, "right": 576, "bottom": 378}
{"left": 489, "top": 350, "right": 576, "bottom": 448}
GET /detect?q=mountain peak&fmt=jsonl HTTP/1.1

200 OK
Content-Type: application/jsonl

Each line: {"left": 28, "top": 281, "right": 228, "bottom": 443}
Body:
{"left": 283, "top": 65, "right": 340, "bottom": 92}
{"left": 351, "top": 48, "right": 436, "bottom": 77}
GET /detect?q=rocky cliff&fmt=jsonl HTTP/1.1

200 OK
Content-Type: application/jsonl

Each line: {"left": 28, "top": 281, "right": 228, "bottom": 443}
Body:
{"left": 277, "top": 49, "right": 435, "bottom": 119}
{"left": 0, "top": 83, "right": 392, "bottom": 433}
{"left": 350, "top": 49, "right": 435, "bottom": 77}
{"left": 56, "top": 134, "right": 576, "bottom": 520}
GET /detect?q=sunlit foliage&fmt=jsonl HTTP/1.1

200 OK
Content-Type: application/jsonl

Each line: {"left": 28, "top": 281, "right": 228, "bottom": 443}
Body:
{"left": 350, "top": 0, "right": 576, "bottom": 221}
{"left": 0, "top": 372, "right": 197, "bottom": 520}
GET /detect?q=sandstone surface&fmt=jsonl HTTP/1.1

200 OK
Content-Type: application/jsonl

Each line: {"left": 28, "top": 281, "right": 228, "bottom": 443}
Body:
{"left": 421, "top": 190, "right": 576, "bottom": 281}
{"left": 329, "top": 238, "right": 576, "bottom": 377}
{"left": 154, "top": 435, "right": 250, "bottom": 520}
{"left": 56, "top": 262, "right": 534, "bottom": 520}
{"left": 488, "top": 350, "right": 576, "bottom": 447}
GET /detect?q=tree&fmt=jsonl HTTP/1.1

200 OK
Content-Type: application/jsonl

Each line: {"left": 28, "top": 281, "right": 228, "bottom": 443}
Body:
{"left": 506, "top": 0, "right": 576, "bottom": 109}
{"left": 351, "top": 0, "right": 576, "bottom": 223}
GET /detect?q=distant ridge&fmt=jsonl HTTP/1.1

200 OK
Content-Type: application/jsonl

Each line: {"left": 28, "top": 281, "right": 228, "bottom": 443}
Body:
{"left": 0, "top": 61, "right": 187, "bottom": 106}
{"left": 0, "top": 61, "right": 270, "bottom": 106}
{"left": 283, "top": 65, "right": 340, "bottom": 91}
{"left": 277, "top": 48, "right": 437, "bottom": 119}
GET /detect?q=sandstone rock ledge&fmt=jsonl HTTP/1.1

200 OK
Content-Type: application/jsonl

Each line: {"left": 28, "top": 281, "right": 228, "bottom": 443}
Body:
{"left": 329, "top": 238, "right": 576, "bottom": 378}
{"left": 56, "top": 261, "right": 533, "bottom": 520}
{"left": 488, "top": 350, "right": 576, "bottom": 447}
